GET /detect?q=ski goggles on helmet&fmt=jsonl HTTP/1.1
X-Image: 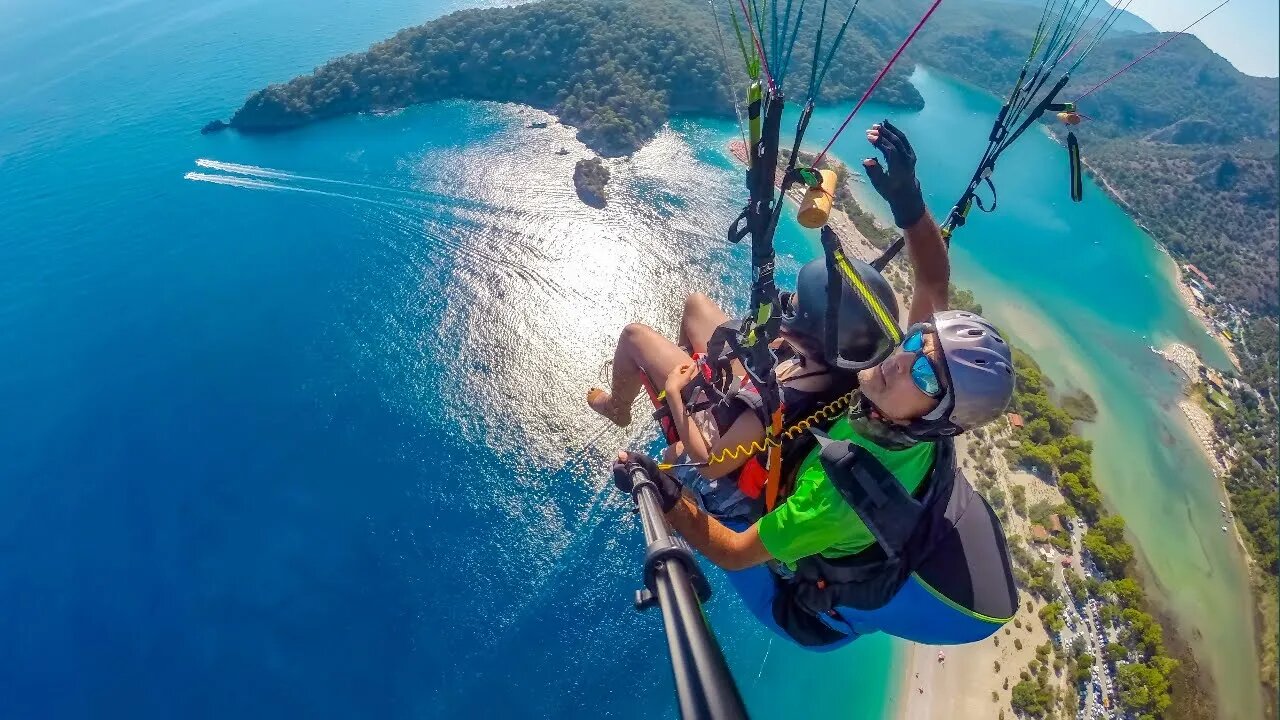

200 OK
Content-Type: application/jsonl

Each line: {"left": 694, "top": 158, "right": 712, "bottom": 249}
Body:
{"left": 900, "top": 326, "right": 945, "bottom": 398}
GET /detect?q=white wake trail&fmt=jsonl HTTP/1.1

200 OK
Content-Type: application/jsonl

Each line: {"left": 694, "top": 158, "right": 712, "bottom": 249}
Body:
{"left": 195, "top": 159, "right": 302, "bottom": 181}
{"left": 185, "top": 171, "right": 414, "bottom": 211}
{"left": 183, "top": 172, "right": 287, "bottom": 191}
{"left": 194, "top": 158, "right": 479, "bottom": 208}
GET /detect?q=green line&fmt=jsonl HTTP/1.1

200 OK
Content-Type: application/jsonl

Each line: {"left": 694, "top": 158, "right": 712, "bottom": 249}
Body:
{"left": 914, "top": 574, "right": 1014, "bottom": 625}
{"left": 729, "top": 6, "right": 758, "bottom": 78}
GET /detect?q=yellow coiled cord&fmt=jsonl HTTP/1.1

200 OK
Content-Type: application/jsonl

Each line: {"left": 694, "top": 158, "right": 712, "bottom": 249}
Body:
{"left": 658, "top": 389, "right": 857, "bottom": 470}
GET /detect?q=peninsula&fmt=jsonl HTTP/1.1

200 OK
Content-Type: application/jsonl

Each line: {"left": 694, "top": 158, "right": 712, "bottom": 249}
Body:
{"left": 219, "top": 0, "right": 1277, "bottom": 321}
{"left": 220, "top": 0, "right": 922, "bottom": 157}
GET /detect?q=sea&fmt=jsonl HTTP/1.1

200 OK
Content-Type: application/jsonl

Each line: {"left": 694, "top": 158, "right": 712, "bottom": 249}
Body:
{"left": 0, "top": 0, "right": 1263, "bottom": 717}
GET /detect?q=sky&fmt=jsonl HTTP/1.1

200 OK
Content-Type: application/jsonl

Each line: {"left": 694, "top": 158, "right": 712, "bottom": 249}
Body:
{"left": 1121, "top": 0, "right": 1279, "bottom": 77}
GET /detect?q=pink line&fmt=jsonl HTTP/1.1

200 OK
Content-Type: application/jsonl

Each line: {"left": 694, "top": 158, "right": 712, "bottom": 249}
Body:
{"left": 1078, "top": 0, "right": 1232, "bottom": 101}
{"left": 735, "top": 0, "right": 776, "bottom": 92}
{"left": 812, "top": 0, "right": 945, "bottom": 166}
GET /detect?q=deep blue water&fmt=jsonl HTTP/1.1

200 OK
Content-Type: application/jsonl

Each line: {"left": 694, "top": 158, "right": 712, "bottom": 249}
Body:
{"left": 3, "top": 1, "right": 1263, "bottom": 717}
{"left": 0, "top": 1, "right": 899, "bottom": 717}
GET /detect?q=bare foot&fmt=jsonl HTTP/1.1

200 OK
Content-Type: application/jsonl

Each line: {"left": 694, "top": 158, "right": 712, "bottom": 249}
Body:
{"left": 587, "top": 387, "right": 632, "bottom": 427}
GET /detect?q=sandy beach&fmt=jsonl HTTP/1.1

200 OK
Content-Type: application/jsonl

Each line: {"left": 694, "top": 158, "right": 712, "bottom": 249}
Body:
{"left": 1156, "top": 341, "right": 1231, "bottom": 477}
{"left": 896, "top": 603, "right": 1054, "bottom": 720}
{"left": 729, "top": 139, "right": 1090, "bottom": 718}
{"left": 1156, "top": 341, "right": 1202, "bottom": 382}
{"left": 1165, "top": 256, "right": 1241, "bottom": 370}
{"left": 1178, "top": 398, "right": 1228, "bottom": 477}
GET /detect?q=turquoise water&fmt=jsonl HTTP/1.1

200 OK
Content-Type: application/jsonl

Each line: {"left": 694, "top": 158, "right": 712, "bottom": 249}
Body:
{"left": 0, "top": 0, "right": 1261, "bottom": 716}
{"left": 777, "top": 69, "right": 1260, "bottom": 717}
{"left": 0, "top": 1, "right": 898, "bottom": 717}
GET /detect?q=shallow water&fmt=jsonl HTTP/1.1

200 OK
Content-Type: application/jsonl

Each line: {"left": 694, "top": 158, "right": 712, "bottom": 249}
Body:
{"left": 798, "top": 68, "right": 1261, "bottom": 717}
{"left": 0, "top": 0, "right": 1262, "bottom": 716}
{"left": 0, "top": 1, "right": 898, "bottom": 717}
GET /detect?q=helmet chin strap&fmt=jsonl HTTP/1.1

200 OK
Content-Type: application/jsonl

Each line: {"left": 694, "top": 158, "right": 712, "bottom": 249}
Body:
{"left": 847, "top": 392, "right": 921, "bottom": 450}
{"left": 849, "top": 391, "right": 962, "bottom": 445}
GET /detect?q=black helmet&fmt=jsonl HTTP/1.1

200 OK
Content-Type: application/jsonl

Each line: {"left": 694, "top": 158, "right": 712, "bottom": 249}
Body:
{"left": 780, "top": 258, "right": 899, "bottom": 363}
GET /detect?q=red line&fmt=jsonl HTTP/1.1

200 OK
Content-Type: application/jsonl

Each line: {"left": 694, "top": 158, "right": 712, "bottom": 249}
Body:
{"left": 735, "top": 0, "right": 776, "bottom": 92}
{"left": 1077, "top": 0, "right": 1232, "bottom": 101}
{"left": 812, "top": 0, "right": 945, "bottom": 166}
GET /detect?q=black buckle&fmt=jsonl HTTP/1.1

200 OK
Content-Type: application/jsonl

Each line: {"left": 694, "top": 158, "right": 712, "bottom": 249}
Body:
{"left": 635, "top": 536, "right": 712, "bottom": 610}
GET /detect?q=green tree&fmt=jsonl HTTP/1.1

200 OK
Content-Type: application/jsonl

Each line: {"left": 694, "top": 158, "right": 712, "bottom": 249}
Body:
{"left": 1115, "top": 658, "right": 1176, "bottom": 718}
{"left": 1010, "top": 679, "right": 1046, "bottom": 717}
{"left": 1121, "top": 608, "right": 1165, "bottom": 657}
{"left": 1038, "top": 602, "right": 1065, "bottom": 632}
{"left": 1084, "top": 519, "right": 1134, "bottom": 578}
{"left": 1106, "top": 578, "right": 1145, "bottom": 609}
{"left": 1105, "top": 642, "right": 1128, "bottom": 664}
{"left": 1010, "top": 485, "right": 1028, "bottom": 516}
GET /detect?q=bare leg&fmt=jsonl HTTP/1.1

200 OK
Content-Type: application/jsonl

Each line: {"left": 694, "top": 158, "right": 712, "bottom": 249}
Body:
{"left": 588, "top": 323, "right": 693, "bottom": 426}
{"left": 679, "top": 293, "right": 732, "bottom": 353}
{"left": 679, "top": 292, "right": 746, "bottom": 378}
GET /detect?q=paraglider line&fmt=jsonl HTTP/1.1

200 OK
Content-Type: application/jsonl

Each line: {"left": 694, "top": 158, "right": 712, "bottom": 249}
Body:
{"left": 1077, "top": 0, "right": 1233, "bottom": 101}
{"left": 812, "top": 0, "right": 944, "bottom": 167}
{"left": 1061, "top": 0, "right": 1133, "bottom": 64}
{"left": 735, "top": 0, "right": 776, "bottom": 91}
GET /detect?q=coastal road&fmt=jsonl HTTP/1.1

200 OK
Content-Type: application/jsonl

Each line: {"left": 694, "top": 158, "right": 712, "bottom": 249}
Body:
{"left": 1057, "top": 526, "right": 1114, "bottom": 718}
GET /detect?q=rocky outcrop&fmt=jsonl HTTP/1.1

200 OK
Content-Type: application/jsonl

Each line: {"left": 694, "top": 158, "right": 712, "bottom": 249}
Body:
{"left": 573, "top": 158, "right": 609, "bottom": 208}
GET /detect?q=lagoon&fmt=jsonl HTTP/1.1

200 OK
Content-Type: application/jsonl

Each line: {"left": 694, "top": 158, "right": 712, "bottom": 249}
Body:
{"left": 0, "top": 0, "right": 1261, "bottom": 717}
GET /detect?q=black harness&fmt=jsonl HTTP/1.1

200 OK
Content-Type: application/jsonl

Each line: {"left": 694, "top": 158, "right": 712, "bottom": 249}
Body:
{"left": 770, "top": 433, "right": 1001, "bottom": 647}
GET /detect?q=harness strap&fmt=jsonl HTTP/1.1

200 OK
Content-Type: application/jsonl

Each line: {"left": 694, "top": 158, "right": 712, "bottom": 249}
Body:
{"left": 764, "top": 405, "right": 785, "bottom": 511}
{"left": 813, "top": 431, "right": 923, "bottom": 562}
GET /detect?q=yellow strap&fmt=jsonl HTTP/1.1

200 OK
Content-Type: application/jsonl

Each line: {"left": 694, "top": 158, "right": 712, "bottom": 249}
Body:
{"left": 832, "top": 247, "right": 901, "bottom": 345}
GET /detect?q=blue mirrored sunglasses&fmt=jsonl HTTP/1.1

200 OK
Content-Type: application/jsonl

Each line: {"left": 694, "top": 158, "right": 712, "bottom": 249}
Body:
{"left": 901, "top": 329, "right": 944, "bottom": 398}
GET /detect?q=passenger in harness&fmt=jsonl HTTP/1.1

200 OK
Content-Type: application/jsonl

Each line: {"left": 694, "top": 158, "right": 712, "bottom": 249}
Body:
{"left": 587, "top": 257, "right": 898, "bottom": 523}
{"left": 612, "top": 122, "right": 1019, "bottom": 650}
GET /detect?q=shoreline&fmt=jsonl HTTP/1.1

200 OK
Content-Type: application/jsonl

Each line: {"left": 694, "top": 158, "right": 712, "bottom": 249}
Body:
{"left": 1164, "top": 256, "right": 1241, "bottom": 371}
{"left": 1080, "top": 139, "right": 1239, "bottom": 374}
{"left": 723, "top": 139, "right": 1253, "bottom": 720}
{"left": 1155, "top": 342, "right": 1255, "bottom": 560}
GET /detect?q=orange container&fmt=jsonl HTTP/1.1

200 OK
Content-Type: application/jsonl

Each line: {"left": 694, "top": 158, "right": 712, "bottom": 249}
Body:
{"left": 797, "top": 169, "right": 838, "bottom": 229}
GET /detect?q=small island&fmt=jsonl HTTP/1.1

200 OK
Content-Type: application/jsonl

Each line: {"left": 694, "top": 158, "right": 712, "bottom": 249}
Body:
{"left": 201, "top": 119, "right": 228, "bottom": 135}
{"left": 573, "top": 158, "right": 609, "bottom": 208}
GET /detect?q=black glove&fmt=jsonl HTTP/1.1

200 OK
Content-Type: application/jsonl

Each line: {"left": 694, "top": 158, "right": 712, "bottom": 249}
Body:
{"left": 613, "top": 451, "right": 683, "bottom": 512}
{"left": 864, "top": 119, "right": 926, "bottom": 229}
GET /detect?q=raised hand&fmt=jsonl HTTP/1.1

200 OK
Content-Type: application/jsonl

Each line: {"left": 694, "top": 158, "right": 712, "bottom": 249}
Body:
{"left": 863, "top": 119, "right": 926, "bottom": 229}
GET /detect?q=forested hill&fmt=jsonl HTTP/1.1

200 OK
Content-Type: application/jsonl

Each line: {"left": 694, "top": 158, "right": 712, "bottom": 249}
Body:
{"left": 228, "top": 0, "right": 922, "bottom": 157}
{"left": 227, "top": 0, "right": 1279, "bottom": 313}
{"left": 904, "top": 0, "right": 1279, "bottom": 314}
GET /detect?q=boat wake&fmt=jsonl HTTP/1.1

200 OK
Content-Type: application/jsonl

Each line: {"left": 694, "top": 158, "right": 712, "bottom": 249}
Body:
{"left": 185, "top": 170, "right": 431, "bottom": 212}
{"left": 183, "top": 163, "right": 590, "bottom": 303}
{"left": 193, "top": 158, "right": 488, "bottom": 210}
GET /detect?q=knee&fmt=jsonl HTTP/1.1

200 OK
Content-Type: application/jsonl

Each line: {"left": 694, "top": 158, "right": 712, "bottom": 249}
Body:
{"left": 619, "top": 322, "right": 654, "bottom": 346}
{"left": 683, "top": 292, "right": 712, "bottom": 317}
